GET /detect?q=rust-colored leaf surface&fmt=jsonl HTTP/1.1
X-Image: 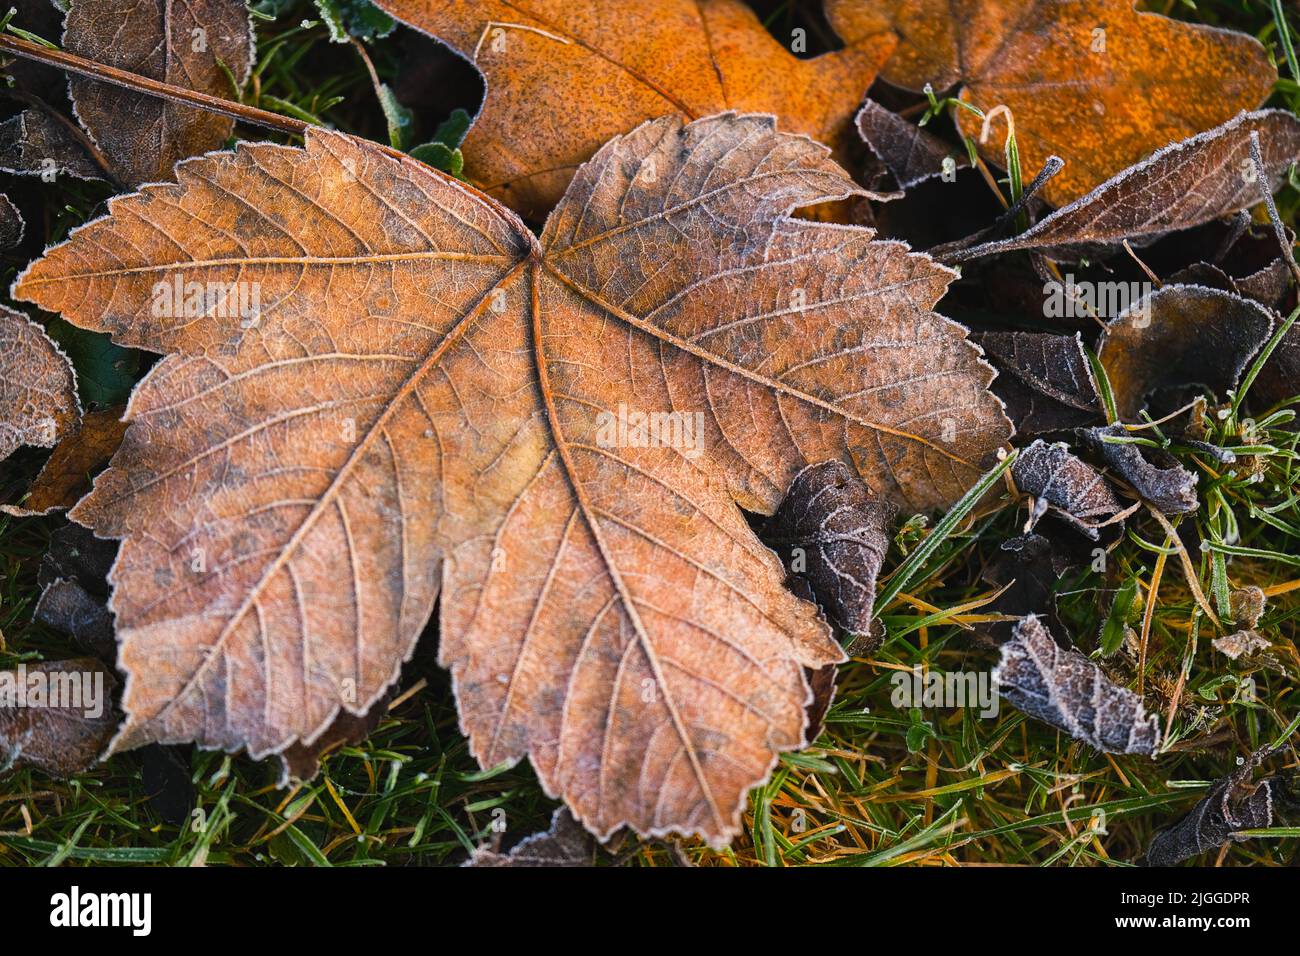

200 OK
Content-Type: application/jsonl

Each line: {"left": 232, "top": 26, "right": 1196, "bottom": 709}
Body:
{"left": 374, "top": 0, "right": 896, "bottom": 218}
{"left": 0, "top": 304, "right": 80, "bottom": 462}
{"left": 2, "top": 407, "right": 127, "bottom": 517}
{"left": 64, "top": 0, "right": 254, "bottom": 186}
{"left": 826, "top": 0, "right": 1276, "bottom": 206}
{"left": 15, "top": 113, "right": 1010, "bottom": 844}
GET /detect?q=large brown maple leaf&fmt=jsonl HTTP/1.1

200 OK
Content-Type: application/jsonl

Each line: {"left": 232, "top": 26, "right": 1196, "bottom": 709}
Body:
{"left": 14, "top": 113, "right": 1009, "bottom": 844}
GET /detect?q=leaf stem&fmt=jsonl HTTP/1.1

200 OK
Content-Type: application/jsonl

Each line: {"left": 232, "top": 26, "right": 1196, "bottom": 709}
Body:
{"left": 0, "top": 32, "right": 309, "bottom": 138}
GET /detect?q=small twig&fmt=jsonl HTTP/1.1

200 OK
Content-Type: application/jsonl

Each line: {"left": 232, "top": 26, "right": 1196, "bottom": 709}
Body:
{"left": 1145, "top": 505, "right": 1221, "bottom": 628}
{"left": 1137, "top": 537, "right": 1168, "bottom": 698}
{"left": 932, "top": 155, "right": 1064, "bottom": 259}
{"left": 1249, "top": 129, "right": 1300, "bottom": 286}
{"left": 1121, "top": 239, "right": 1162, "bottom": 289}
{"left": 1162, "top": 611, "right": 1199, "bottom": 746}
{"left": 0, "top": 33, "right": 308, "bottom": 137}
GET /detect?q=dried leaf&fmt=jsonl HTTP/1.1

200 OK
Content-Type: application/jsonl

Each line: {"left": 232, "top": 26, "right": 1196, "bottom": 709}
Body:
{"left": 762, "top": 459, "right": 897, "bottom": 648}
{"left": 981, "top": 533, "right": 1077, "bottom": 646}
{"left": 64, "top": 0, "right": 254, "bottom": 185}
{"left": 0, "top": 194, "right": 23, "bottom": 249}
{"left": 1234, "top": 260, "right": 1292, "bottom": 312}
{"left": 804, "top": 662, "right": 837, "bottom": 742}
{"left": 33, "top": 578, "right": 116, "bottom": 660}
{"left": 0, "top": 658, "right": 118, "bottom": 776}
{"left": 855, "top": 100, "right": 965, "bottom": 190}
{"left": 1212, "top": 629, "right": 1269, "bottom": 661}
{"left": 0, "top": 110, "right": 104, "bottom": 182}
{"left": 467, "top": 807, "right": 600, "bottom": 867}
{"left": 994, "top": 614, "right": 1160, "bottom": 755}
{"left": 38, "top": 521, "right": 117, "bottom": 596}
{"left": 1098, "top": 286, "right": 1274, "bottom": 420}
{"left": 2, "top": 407, "right": 127, "bottom": 517}
{"left": 373, "top": 0, "right": 897, "bottom": 217}
{"left": 946, "top": 111, "right": 1300, "bottom": 262}
{"left": 826, "top": 0, "right": 1276, "bottom": 207}
{"left": 15, "top": 114, "right": 1011, "bottom": 845}
{"left": 1212, "top": 586, "right": 1269, "bottom": 661}
{"left": 1083, "top": 424, "right": 1198, "bottom": 515}
{"left": 976, "top": 331, "right": 1099, "bottom": 436}
{"left": 1144, "top": 745, "right": 1299, "bottom": 866}
{"left": 0, "top": 304, "right": 80, "bottom": 462}
{"left": 1012, "top": 439, "right": 1123, "bottom": 538}
{"left": 1254, "top": 318, "right": 1300, "bottom": 413}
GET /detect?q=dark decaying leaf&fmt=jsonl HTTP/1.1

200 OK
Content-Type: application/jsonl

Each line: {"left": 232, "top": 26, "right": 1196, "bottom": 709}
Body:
{"left": 855, "top": 100, "right": 965, "bottom": 190}
{"left": 804, "top": 663, "right": 838, "bottom": 742}
{"left": 1253, "top": 321, "right": 1300, "bottom": 413}
{"left": 1143, "top": 745, "right": 1299, "bottom": 866}
{"left": 278, "top": 689, "right": 394, "bottom": 783}
{"left": 0, "top": 658, "right": 119, "bottom": 776}
{"left": 64, "top": 0, "right": 254, "bottom": 185}
{"left": 0, "top": 194, "right": 24, "bottom": 249}
{"left": 466, "top": 807, "right": 601, "bottom": 867}
{"left": 1234, "top": 260, "right": 1292, "bottom": 312}
{"left": 974, "top": 331, "right": 1099, "bottom": 436}
{"left": 762, "top": 460, "right": 898, "bottom": 649}
{"left": 33, "top": 578, "right": 116, "bottom": 660}
{"left": 1012, "top": 439, "right": 1124, "bottom": 538}
{"left": 994, "top": 615, "right": 1161, "bottom": 755}
{"left": 981, "top": 533, "right": 1078, "bottom": 646}
{"left": 2, "top": 407, "right": 128, "bottom": 517}
{"left": 947, "top": 111, "right": 1300, "bottom": 262}
{"left": 0, "top": 304, "right": 80, "bottom": 462}
{"left": 1168, "top": 260, "right": 1293, "bottom": 313}
{"left": 1098, "top": 286, "right": 1274, "bottom": 420}
{"left": 0, "top": 110, "right": 104, "bottom": 182}
{"left": 38, "top": 521, "right": 117, "bottom": 596}
{"left": 1082, "top": 425, "right": 1199, "bottom": 515}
